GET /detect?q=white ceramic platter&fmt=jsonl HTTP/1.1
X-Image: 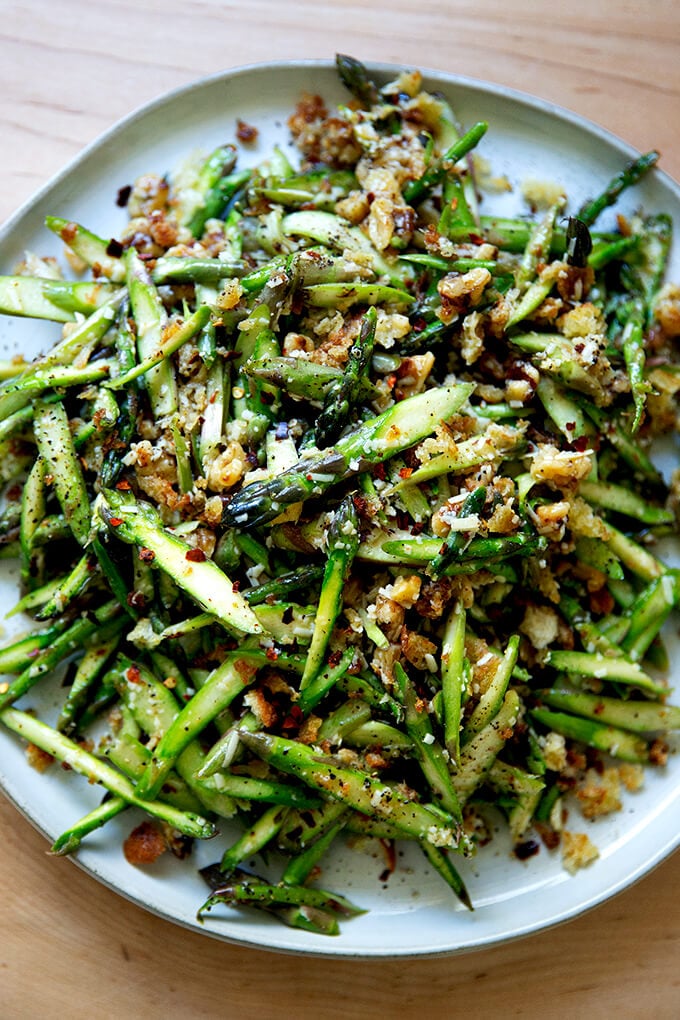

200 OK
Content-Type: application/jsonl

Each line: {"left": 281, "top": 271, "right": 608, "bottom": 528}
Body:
{"left": 0, "top": 61, "right": 678, "bottom": 958}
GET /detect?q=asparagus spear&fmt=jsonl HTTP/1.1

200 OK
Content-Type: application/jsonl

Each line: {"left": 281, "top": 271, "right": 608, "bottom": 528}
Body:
{"left": 151, "top": 255, "right": 246, "bottom": 285}
{"left": 0, "top": 708, "right": 215, "bottom": 838}
{"left": 402, "top": 122, "right": 488, "bottom": 206}
{"left": 335, "top": 53, "right": 379, "bottom": 106}
{"left": 0, "top": 601, "right": 120, "bottom": 710}
{"left": 51, "top": 797, "right": 129, "bottom": 856}
{"left": 300, "top": 497, "right": 359, "bottom": 690}
{"left": 106, "top": 305, "right": 211, "bottom": 391}
{"left": 184, "top": 144, "right": 237, "bottom": 237}
{"left": 124, "top": 246, "right": 177, "bottom": 418}
{"left": 393, "top": 663, "right": 463, "bottom": 821}
{"left": 222, "top": 383, "right": 473, "bottom": 528}
{"left": 45, "top": 216, "right": 126, "bottom": 282}
{"left": 136, "top": 653, "right": 262, "bottom": 800}
{"left": 0, "top": 359, "right": 113, "bottom": 423}
{"left": 0, "top": 276, "right": 120, "bottom": 322}
{"left": 428, "top": 486, "right": 486, "bottom": 578}
{"left": 32, "top": 399, "right": 91, "bottom": 545}
{"left": 96, "top": 489, "right": 264, "bottom": 634}
{"left": 530, "top": 707, "right": 650, "bottom": 763}
{"left": 539, "top": 688, "right": 680, "bottom": 734}
{"left": 577, "top": 151, "right": 659, "bottom": 226}
{"left": 219, "top": 804, "right": 290, "bottom": 872}
{"left": 238, "top": 730, "right": 467, "bottom": 850}
{"left": 198, "top": 869, "right": 365, "bottom": 926}
{"left": 452, "top": 690, "right": 520, "bottom": 805}
{"left": 316, "top": 306, "right": 377, "bottom": 447}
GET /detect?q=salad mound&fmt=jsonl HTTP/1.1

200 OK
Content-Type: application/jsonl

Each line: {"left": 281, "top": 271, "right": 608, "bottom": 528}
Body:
{"left": 0, "top": 55, "right": 679, "bottom": 936}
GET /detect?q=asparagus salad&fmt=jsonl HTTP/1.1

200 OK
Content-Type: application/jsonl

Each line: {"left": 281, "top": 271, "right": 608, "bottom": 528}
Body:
{"left": 0, "top": 55, "right": 679, "bottom": 937}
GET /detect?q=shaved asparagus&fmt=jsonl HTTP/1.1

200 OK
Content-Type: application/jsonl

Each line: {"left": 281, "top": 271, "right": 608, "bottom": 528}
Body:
{"left": 0, "top": 276, "right": 120, "bottom": 321}
{"left": 0, "top": 54, "right": 678, "bottom": 940}
{"left": 96, "top": 489, "right": 263, "bottom": 634}
{"left": 1, "top": 708, "right": 216, "bottom": 838}
{"left": 222, "top": 383, "right": 473, "bottom": 528}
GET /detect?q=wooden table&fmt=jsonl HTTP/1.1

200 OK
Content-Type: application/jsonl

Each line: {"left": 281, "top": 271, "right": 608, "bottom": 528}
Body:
{"left": 2, "top": 1, "right": 679, "bottom": 1014}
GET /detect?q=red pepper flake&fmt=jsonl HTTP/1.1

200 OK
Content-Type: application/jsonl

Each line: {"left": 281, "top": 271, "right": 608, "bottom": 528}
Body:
{"left": 328, "top": 650, "right": 343, "bottom": 668}
{"left": 306, "top": 473, "right": 314, "bottom": 481}
{"left": 185, "top": 548, "right": 206, "bottom": 563}
{"left": 265, "top": 647, "right": 279, "bottom": 661}
{"left": 398, "top": 466, "right": 413, "bottom": 479}
{"left": 232, "top": 580, "right": 241, "bottom": 592}
{"left": 565, "top": 421, "right": 576, "bottom": 432}
{"left": 138, "top": 547, "right": 155, "bottom": 563}
{"left": 126, "top": 665, "right": 142, "bottom": 685}
{"left": 115, "top": 479, "right": 132, "bottom": 491}
{"left": 352, "top": 493, "right": 370, "bottom": 517}
{"left": 281, "top": 704, "right": 304, "bottom": 731}
{"left": 109, "top": 517, "right": 124, "bottom": 527}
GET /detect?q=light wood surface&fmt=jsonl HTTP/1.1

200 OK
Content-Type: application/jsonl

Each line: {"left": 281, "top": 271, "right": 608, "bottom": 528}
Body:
{"left": 1, "top": 1, "right": 679, "bottom": 1015}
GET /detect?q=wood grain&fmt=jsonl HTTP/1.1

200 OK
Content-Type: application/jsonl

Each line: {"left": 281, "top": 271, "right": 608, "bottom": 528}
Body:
{"left": 1, "top": 1, "right": 679, "bottom": 1015}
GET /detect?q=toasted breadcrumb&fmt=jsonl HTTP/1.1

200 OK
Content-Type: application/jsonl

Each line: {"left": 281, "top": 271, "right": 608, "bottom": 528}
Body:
{"left": 123, "top": 821, "right": 167, "bottom": 865}
{"left": 519, "top": 603, "right": 560, "bottom": 650}
{"left": 521, "top": 178, "right": 566, "bottom": 210}
{"left": 540, "top": 732, "right": 568, "bottom": 772}
{"left": 561, "top": 830, "right": 600, "bottom": 874}
{"left": 617, "top": 763, "right": 645, "bottom": 792}
{"left": 576, "top": 767, "right": 622, "bottom": 819}
{"left": 26, "top": 743, "right": 55, "bottom": 773}
{"left": 530, "top": 444, "right": 592, "bottom": 488}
